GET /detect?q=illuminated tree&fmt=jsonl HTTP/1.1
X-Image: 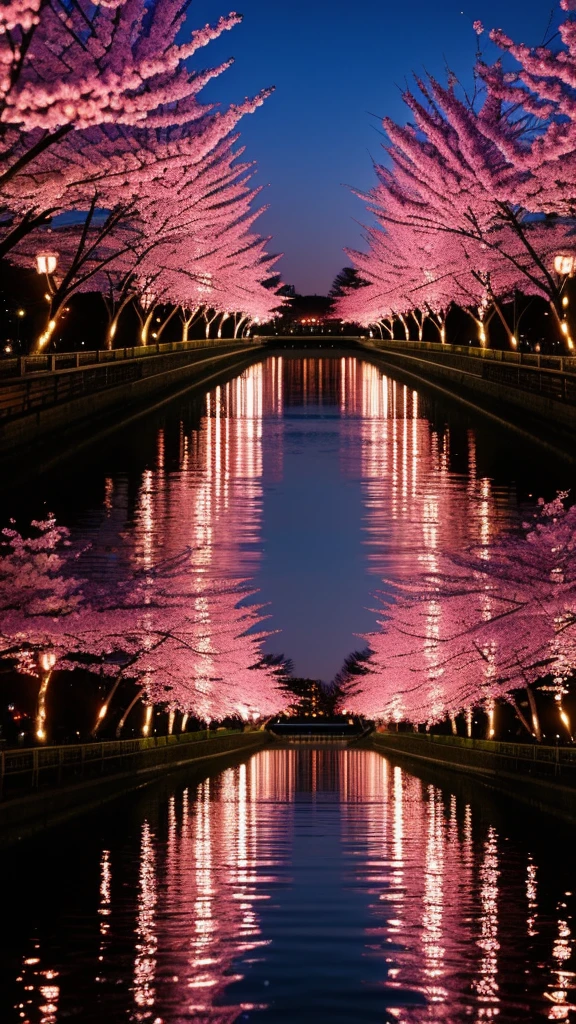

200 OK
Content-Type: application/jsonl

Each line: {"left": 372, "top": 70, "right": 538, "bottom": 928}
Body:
{"left": 0, "top": 522, "right": 284, "bottom": 736}
{"left": 0, "top": 0, "right": 243, "bottom": 255}
{"left": 337, "top": 22, "right": 576, "bottom": 348}
{"left": 353, "top": 494, "right": 576, "bottom": 738}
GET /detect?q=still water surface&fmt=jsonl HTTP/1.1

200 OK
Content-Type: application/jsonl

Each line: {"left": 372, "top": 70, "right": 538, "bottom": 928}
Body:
{"left": 3, "top": 354, "right": 576, "bottom": 1021}
{"left": 2, "top": 747, "right": 575, "bottom": 1023}
{"left": 3, "top": 353, "right": 572, "bottom": 681}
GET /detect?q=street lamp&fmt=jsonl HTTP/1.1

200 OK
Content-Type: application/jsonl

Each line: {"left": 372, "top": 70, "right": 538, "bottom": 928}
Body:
{"left": 554, "top": 254, "right": 575, "bottom": 277}
{"left": 553, "top": 254, "right": 575, "bottom": 349}
{"left": 36, "top": 252, "right": 58, "bottom": 276}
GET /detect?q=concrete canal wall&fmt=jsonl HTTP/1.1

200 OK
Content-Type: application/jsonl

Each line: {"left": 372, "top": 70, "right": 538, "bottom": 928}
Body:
{"left": 0, "top": 730, "right": 269, "bottom": 846}
{"left": 361, "top": 339, "right": 576, "bottom": 447}
{"left": 0, "top": 340, "right": 263, "bottom": 467}
{"left": 371, "top": 731, "right": 576, "bottom": 821}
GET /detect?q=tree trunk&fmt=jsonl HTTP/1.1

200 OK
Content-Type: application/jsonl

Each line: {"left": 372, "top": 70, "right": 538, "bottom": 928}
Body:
{"left": 217, "top": 312, "right": 230, "bottom": 338}
{"left": 550, "top": 300, "right": 574, "bottom": 351}
{"left": 526, "top": 685, "right": 543, "bottom": 742}
{"left": 510, "top": 696, "right": 533, "bottom": 738}
{"left": 181, "top": 307, "right": 200, "bottom": 342}
{"left": 398, "top": 313, "right": 410, "bottom": 340}
{"left": 115, "top": 687, "right": 145, "bottom": 738}
{"left": 492, "top": 299, "right": 516, "bottom": 347}
{"left": 154, "top": 305, "right": 178, "bottom": 342}
{"left": 92, "top": 673, "right": 124, "bottom": 736}
{"left": 106, "top": 294, "right": 133, "bottom": 350}
{"left": 140, "top": 309, "right": 155, "bottom": 346}
{"left": 33, "top": 294, "right": 63, "bottom": 353}
{"left": 449, "top": 714, "right": 458, "bottom": 736}
{"left": 234, "top": 314, "right": 248, "bottom": 339}
{"left": 36, "top": 668, "right": 52, "bottom": 741}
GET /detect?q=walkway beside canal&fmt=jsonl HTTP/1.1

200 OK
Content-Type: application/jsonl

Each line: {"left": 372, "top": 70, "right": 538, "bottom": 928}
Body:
{"left": 0, "top": 730, "right": 268, "bottom": 846}
{"left": 363, "top": 338, "right": 576, "bottom": 446}
{"left": 371, "top": 731, "right": 576, "bottom": 821}
{"left": 0, "top": 339, "right": 262, "bottom": 470}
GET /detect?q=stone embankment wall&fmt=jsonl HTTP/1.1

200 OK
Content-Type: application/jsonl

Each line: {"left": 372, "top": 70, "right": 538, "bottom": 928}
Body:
{"left": 363, "top": 339, "right": 576, "bottom": 445}
{"left": 0, "top": 730, "right": 268, "bottom": 845}
{"left": 0, "top": 341, "right": 262, "bottom": 466}
{"left": 371, "top": 731, "right": 576, "bottom": 821}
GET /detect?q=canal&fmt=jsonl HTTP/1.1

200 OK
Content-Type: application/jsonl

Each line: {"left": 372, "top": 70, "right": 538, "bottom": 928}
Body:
{"left": 2, "top": 352, "right": 576, "bottom": 1022}
{"left": 1, "top": 353, "right": 572, "bottom": 687}
{"left": 2, "top": 746, "right": 575, "bottom": 1023}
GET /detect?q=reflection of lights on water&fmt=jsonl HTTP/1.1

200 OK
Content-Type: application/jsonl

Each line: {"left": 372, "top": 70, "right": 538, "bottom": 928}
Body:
{"left": 131, "top": 822, "right": 158, "bottom": 1019}
{"left": 474, "top": 825, "right": 500, "bottom": 1014}
{"left": 15, "top": 947, "right": 60, "bottom": 1024}
{"left": 422, "top": 786, "right": 447, "bottom": 1003}
{"left": 526, "top": 855, "right": 538, "bottom": 938}
{"left": 544, "top": 901, "right": 576, "bottom": 1019}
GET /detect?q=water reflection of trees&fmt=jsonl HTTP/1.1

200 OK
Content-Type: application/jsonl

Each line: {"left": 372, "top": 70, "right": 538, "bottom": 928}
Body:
{"left": 8, "top": 749, "right": 576, "bottom": 1021}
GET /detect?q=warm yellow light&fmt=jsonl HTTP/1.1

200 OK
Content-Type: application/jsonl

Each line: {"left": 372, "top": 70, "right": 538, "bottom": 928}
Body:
{"left": 561, "top": 321, "right": 569, "bottom": 334}
{"left": 488, "top": 702, "right": 495, "bottom": 739}
{"left": 511, "top": 335, "right": 518, "bottom": 347}
{"left": 36, "top": 252, "right": 58, "bottom": 275}
{"left": 151, "top": 331, "right": 158, "bottom": 339}
{"left": 142, "top": 705, "right": 153, "bottom": 736}
{"left": 563, "top": 295, "right": 569, "bottom": 308}
{"left": 555, "top": 254, "right": 575, "bottom": 276}
{"left": 560, "top": 710, "right": 571, "bottom": 730}
{"left": 38, "top": 319, "right": 56, "bottom": 349}
{"left": 17, "top": 309, "right": 25, "bottom": 317}
{"left": 181, "top": 713, "right": 189, "bottom": 732}
{"left": 98, "top": 704, "right": 108, "bottom": 720}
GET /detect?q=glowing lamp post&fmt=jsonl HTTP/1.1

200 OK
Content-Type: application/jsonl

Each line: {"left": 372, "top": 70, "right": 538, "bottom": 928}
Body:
{"left": 554, "top": 255, "right": 575, "bottom": 277}
{"left": 35, "top": 252, "right": 59, "bottom": 350}
{"left": 36, "top": 252, "right": 58, "bottom": 276}
{"left": 553, "top": 255, "right": 575, "bottom": 350}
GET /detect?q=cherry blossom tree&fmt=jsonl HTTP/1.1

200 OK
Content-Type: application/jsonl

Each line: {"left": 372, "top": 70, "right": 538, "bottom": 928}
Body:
{"left": 0, "top": 0, "right": 244, "bottom": 255}
{"left": 0, "top": 519, "right": 285, "bottom": 738}
{"left": 11, "top": 121, "right": 281, "bottom": 348}
{"left": 352, "top": 494, "right": 576, "bottom": 738}
{"left": 2, "top": 0, "right": 281, "bottom": 350}
{"left": 337, "top": 24, "right": 576, "bottom": 348}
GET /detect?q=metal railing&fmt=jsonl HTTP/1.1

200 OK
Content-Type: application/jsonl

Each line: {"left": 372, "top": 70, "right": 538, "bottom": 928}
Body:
{"left": 0, "top": 729, "right": 259, "bottom": 800}
{"left": 0, "top": 338, "right": 254, "bottom": 379}
{"left": 0, "top": 341, "right": 256, "bottom": 423}
{"left": 368, "top": 339, "right": 576, "bottom": 408}
{"left": 368, "top": 338, "right": 576, "bottom": 372}
{"left": 372, "top": 731, "right": 576, "bottom": 784}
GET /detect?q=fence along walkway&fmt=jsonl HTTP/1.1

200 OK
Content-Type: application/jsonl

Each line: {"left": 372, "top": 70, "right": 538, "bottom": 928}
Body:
{"left": 0, "top": 340, "right": 255, "bottom": 423}
{"left": 0, "top": 730, "right": 260, "bottom": 801}
{"left": 368, "top": 338, "right": 576, "bottom": 408}
{"left": 373, "top": 731, "right": 576, "bottom": 785}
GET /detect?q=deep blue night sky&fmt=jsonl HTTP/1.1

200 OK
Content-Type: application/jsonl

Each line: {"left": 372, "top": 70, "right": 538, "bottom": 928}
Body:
{"left": 190, "top": 0, "right": 555, "bottom": 295}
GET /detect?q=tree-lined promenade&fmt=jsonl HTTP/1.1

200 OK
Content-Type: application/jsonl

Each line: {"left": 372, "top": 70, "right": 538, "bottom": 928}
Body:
{"left": 337, "top": 0, "right": 576, "bottom": 354}
{"left": 1, "top": 0, "right": 281, "bottom": 353}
